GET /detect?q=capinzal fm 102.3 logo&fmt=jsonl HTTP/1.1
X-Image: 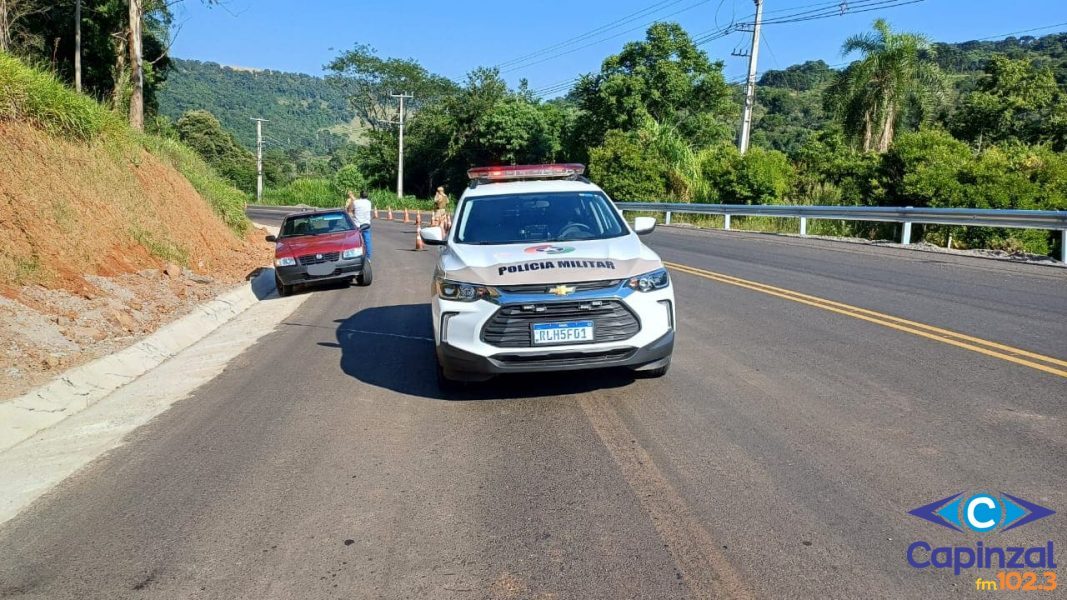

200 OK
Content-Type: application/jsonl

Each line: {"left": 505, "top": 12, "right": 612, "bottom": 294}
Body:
{"left": 909, "top": 492, "right": 1055, "bottom": 533}
{"left": 906, "top": 491, "right": 1057, "bottom": 582}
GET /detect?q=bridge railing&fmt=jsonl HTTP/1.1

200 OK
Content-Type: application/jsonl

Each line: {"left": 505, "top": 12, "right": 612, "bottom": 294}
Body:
{"left": 615, "top": 202, "right": 1067, "bottom": 263}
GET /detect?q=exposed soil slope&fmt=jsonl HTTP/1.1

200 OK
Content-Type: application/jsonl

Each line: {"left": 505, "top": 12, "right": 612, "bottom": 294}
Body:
{"left": 0, "top": 122, "right": 271, "bottom": 398}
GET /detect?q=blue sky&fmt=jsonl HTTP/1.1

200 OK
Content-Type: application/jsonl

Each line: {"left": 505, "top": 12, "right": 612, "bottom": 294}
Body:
{"left": 170, "top": 0, "right": 1067, "bottom": 95}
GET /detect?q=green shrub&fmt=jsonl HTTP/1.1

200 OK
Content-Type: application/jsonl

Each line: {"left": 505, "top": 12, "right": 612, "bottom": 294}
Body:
{"left": 261, "top": 178, "right": 339, "bottom": 208}
{"left": 368, "top": 189, "right": 435, "bottom": 211}
{"left": 333, "top": 164, "right": 367, "bottom": 196}
{"left": 589, "top": 129, "right": 670, "bottom": 201}
{"left": 0, "top": 52, "right": 124, "bottom": 141}
{"left": 175, "top": 110, "right": 257, "bottom": 194}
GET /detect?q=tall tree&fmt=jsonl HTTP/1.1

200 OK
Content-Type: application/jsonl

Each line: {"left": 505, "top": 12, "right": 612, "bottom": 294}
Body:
{"left": 128, "top": 0, "right": 143, "bottom": 129}
{"left": 825, "top": 19, "right": 945, "bottom": 152}
{"left": 73, "top": 0, "right": 80, "bottom": 91}
{"left": 950, "top": 56, "right": 1064, "bottom": 150}
{"left": 325, "top": 44, "right": 457, "bottom": 132}
{"left": 0, "top": 0, "right": 46, "bottom": 52}
{"left": 571, "top": 22, "right": 733, "bottom": 155}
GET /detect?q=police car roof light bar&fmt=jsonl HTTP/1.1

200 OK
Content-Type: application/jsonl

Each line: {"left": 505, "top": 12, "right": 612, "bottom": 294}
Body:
{"left": 467, "top": 163, "right": 586, "bottom": 182}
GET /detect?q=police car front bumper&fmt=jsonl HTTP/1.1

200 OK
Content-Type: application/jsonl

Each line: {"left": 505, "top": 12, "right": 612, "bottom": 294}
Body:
{"left": 437, "top": 329, "right": 673, "bottom": 381}
{"left": 433, "top": 282, "right": 675, "bottom": 381}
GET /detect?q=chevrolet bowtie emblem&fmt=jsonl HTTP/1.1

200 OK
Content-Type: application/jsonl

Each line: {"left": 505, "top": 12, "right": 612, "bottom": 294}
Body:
{"left": 549, "top": 284, "right": 575, "bottom": 296}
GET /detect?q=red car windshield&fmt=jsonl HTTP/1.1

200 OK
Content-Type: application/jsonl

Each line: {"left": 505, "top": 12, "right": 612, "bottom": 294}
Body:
{"left": 280, "top": 212, "right": 354, "bottom": 238}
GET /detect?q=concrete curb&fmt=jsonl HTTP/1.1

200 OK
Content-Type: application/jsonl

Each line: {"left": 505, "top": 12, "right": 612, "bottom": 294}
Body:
{"left": 0, "top": 267, "right": 277, "bottom": 453}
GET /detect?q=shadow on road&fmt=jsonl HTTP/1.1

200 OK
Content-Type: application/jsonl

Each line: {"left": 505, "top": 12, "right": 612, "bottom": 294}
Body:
{"left": 327, "top": 303, "right": 637, "bottom": 400}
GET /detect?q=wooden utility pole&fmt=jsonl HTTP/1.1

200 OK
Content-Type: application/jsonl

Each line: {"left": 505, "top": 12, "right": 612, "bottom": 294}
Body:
{"left": 74, "top": 0, "right": 82, "bottom": 92}
{"left": 128, "top": 0, "right": 144, "bottom": 130}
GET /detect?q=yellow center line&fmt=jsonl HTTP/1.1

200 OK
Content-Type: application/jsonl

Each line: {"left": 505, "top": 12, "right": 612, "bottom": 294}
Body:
{"left": 664, "top": 261, "right": 1067, "bottom": 379}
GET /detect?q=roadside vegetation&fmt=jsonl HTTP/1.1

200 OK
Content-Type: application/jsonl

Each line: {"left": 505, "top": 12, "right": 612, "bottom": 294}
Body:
{"left": 258, "top": 22, "right": 1065, "bottom": 255}
{"left": 0, "top": 52, "right": 250, "bottom": 236}
{"left": 5, "top": 0, "right": 1065, "bottom": 255}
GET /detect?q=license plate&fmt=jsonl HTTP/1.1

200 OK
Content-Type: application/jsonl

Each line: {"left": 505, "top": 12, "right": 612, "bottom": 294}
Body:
{"left": 531, "top": 321, "right": 594, "bottom": 345}
{"left": 306, "top": 263, "right": 334, "bottom": 277}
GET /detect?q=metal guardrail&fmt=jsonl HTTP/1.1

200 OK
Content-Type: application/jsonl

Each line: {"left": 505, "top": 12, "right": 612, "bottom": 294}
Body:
{"left": 616, "top": 202, "right": 1067, "bottom": 263}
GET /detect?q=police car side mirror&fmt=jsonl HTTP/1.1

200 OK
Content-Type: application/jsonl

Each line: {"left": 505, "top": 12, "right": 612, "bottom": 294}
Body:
{"left": 265, "top": 234, "right": 277, "bottom": 243}
{"left": 633, "top": 217, "right": 656, "bottom": 235}
{"left": 420, "top": 226, "right": 447, "bottom": 245}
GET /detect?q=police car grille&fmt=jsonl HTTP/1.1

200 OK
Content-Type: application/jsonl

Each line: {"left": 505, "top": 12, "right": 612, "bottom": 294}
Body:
{"left": 481, "top": 300, "right": 639, "bottom": 348}
{"left": 494, "top": 279, "right": 623, "bottom": 294}
{"left": 298, "top": 252, "right": 340, "bottom": 265}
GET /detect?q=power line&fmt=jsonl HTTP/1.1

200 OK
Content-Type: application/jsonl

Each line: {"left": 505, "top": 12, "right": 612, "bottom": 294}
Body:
{"left": 756, "top": 0, "right": 926, "bottom": 26}
{"left": 531, "top": 19, "right": 740, "bottom": 96}
{"left": 528, "top": 0, "right": 871, "bottom": 95}
{"left": 495, "top": 0, "right": 689, "bottom": 69}
{"left": 965, "top": 22, "right": 1067, "bottom": 42}
{"left": 531, "top": 0, "right": 1066, "bottom": 99}
{"left": 502, "top": 0, "right": 716, "bottom": 73}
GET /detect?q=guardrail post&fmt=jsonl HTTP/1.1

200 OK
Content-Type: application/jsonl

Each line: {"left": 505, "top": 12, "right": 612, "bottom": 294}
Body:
{"left": 724, "top": 214, "right": 731, "bottom": 231}
{"left": 900, "top": 206, "right": 913, "bottom": 244}
{"left": 665, "top": 211, "right": 672, "bottom": 225}
{"left": 799, "top": 217, "right": 808, "bottom": 237}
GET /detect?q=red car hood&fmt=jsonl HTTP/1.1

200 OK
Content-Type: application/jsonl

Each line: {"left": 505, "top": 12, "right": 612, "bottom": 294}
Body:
{"left": 275, "top": 231, "right": 361, "bottom": 257}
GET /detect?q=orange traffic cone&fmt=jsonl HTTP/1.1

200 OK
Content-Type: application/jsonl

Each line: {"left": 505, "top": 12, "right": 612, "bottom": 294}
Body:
{"left": 373, "top": 207, "right": 379, "bottom": 219}
{"left": 415, "top": 212, "right": 422, "bottom": 228}
{"left": 403, "top": 208, "right": 412, "bottom": 224}
{"left": 415, "top": 227, "right": 425, "bottom": 251}
{"left": 386, "top": 207, "right": 394, "bottom": 220}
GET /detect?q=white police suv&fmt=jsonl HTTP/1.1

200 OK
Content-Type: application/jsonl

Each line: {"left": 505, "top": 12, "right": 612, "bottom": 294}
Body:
{"left": 419, "top": 164, "right": 675, "bottom": 387}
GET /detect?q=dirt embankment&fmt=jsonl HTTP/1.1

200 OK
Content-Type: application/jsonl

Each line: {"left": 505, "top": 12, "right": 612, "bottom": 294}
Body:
{"left": 0, "top": 122, "right": 272, "bottom": 398}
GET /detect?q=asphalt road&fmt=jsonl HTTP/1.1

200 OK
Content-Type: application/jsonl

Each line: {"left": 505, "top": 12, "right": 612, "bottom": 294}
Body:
{"left": 0, "top": 212, "right": 1064, "bottom": 599}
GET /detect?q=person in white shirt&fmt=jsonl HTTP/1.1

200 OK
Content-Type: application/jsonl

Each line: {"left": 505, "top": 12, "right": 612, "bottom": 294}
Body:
{"left": 345, "top": 190, "right": 373, "bottom": 259}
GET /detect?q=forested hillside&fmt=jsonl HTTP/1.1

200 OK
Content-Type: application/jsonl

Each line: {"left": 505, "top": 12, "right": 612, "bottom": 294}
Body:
{"left": 157, "top": 58, "right": 356, "bottom": 153}
{"left": 751, "top": 32, "right": 1067, "bottom": 154}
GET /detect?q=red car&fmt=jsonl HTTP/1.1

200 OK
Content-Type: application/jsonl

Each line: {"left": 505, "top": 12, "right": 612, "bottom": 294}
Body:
{"left": 265, "top": 209, "right": 372, "bottom": 296}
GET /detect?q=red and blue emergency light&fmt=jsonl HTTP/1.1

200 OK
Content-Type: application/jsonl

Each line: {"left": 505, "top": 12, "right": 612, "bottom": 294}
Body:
{"left": 467, "top": 163, "right": 585, "bottom": 182}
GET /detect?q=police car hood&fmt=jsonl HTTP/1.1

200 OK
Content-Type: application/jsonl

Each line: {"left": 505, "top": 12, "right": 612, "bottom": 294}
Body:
{"left": 441, "top": 236, "right": 662, "bottom": 285}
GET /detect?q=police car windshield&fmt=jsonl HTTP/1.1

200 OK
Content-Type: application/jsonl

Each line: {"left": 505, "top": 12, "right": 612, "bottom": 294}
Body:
{"left": 280, "top": 212, "right": 354, "bottom": 238}
{"left": 455, "top": 191, "right": 627, "bottom": 245}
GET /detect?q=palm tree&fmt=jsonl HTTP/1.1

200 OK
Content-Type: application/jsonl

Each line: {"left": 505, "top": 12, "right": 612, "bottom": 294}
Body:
{"left": 825, "top": 19, "right": 944, "bottom": 152}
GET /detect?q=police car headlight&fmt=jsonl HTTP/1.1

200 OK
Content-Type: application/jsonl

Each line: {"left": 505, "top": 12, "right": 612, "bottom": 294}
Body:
{"left": 628, "top": 268, "right": 670, "bottom": 292}
{"left": 275, "top": 257, "right": 296, "bottom": 267}
{"left": 341, "top": 247, "right": 363, "bottom": 259}
{"left": 434, "top": 276, "right": 498, "bottom": 302}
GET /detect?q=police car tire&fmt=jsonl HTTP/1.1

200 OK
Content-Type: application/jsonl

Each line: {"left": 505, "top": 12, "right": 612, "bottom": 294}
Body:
{"left": 357, "top": 260, "right": 373, "bottom": 286}
{"left": 435, "top": 362, "right": 463, "bottom": 393}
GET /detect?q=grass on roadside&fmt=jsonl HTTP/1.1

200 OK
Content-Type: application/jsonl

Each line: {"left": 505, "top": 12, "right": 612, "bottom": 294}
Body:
{"left": 260, "top": 181, "right": 440, "bottom": 212}
{"left": 0, "top": 52, "right": 125, "bottom": 141}
{"left": 129, "top": 226, "right": 189, "bottom": 266}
